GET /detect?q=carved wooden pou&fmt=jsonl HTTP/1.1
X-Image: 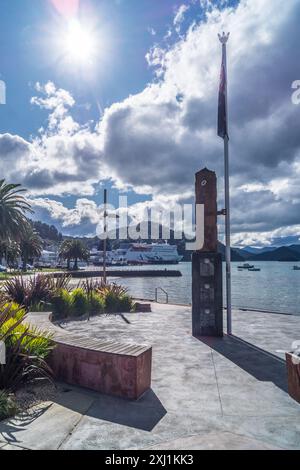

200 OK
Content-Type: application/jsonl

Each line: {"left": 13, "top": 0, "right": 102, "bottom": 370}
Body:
{"left": 192, "top": 168, "right": 223, "bottom": 337}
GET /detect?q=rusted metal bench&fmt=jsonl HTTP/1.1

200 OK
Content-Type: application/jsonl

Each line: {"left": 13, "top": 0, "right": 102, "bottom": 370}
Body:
{"left": 27, "top": 312, "right": 152, "bottom": 400}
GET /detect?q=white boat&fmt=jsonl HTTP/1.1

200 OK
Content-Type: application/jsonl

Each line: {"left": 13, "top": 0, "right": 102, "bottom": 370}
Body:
{"left": 111, "top": 248, "right": 129, "bottom": 266}
{"left": 125, "top": 243, "right": 183, "bottom": 265}
{"left": 90, "top": 243, "right": 183, "bottom": 266}
{"left": 90, "top": 250, "right": 113, "bottom": 266}
{"left": 238, "top": 263, "right": 261, "bottom": 272}
{"left": 237, "top": 263, "right": 255, "bottom": 269}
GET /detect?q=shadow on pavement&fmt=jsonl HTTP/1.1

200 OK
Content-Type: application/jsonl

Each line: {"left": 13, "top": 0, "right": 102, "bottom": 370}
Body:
{"left": 199, "top": 334, "right": 288, "bottom": 392}
{"left": 79, "top": 388, "right": 167, "bottom": 432}
{"left": 0, "top": 404, "right": 51, "bottom": 444}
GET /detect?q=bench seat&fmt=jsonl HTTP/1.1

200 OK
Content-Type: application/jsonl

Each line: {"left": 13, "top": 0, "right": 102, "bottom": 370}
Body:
{"left": 27, "top": 312, "right": 152, "bottom": 400}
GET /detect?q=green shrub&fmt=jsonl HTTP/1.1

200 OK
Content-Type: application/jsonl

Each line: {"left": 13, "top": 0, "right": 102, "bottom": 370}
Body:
{"left": 103, "top": 292, "right": 133, "bottom": 313}
{"left": 104, "top": 291, "right": 121, "bottom": 313}
{"left": 3, "top": 276, "right": 29, "bottom": 307}
{"left": 3, "top": 274, "right": 71, "bottom": 310}
{"left": 51, "top": 288, "right": 72, "bottom": 319}
{"left": 96, "top": 283, "right": 134, "bottom": 313}
{"left": 30, "top": 302, "right": 52, "bottom": 313}
{"left": 119, "top": 294, "right": 134, "bottom": 313}
{"left": 0, "top": 302, "right": 54, "bottom": 391}
{"left": 0, "top": 391, "right": 18, "bottom": 421}
{"left": 2, "top": 302, "right": 26, "bottom": 320}
{"left": 2, "top": 319, "right": 53, "bottom": 360}
{"left": 88, "top": 292, "right": 105, "bottom": 316}
{"left": 71, "top": 288, "right": 88, "bottom": 317}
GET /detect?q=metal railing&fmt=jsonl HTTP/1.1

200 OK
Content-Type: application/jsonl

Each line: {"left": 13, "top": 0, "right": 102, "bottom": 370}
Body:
{"left": 155, "top": 287, "right": 169, "bottom": 304}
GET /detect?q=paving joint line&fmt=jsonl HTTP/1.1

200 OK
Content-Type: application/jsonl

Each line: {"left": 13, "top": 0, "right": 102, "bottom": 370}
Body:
{"left": 211, "top": 350, "right": 224, "bottom": 417}
{"left": 56, "top": 397, "right": 97, "bottom": 450}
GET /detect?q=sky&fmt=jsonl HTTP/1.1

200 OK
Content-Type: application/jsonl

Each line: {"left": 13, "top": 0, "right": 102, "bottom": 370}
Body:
{"left": 0, "top": 0, "right": 300, "bottom": 247}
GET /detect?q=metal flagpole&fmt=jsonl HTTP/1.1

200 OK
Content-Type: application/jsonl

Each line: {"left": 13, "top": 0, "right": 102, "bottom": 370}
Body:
{"left": 103, "top": 189, "right": 108, "bottom": 284}
{"left": 219, "top": 32, "right": 232, "bottom": 335}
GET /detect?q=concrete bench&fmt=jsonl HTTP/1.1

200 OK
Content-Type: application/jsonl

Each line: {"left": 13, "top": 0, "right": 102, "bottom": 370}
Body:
{"left": 27, "top": 312, "right": 152, "bottom": 400}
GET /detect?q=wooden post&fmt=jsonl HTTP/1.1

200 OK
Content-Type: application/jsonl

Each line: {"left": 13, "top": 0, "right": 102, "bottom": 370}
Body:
{"left": 192, "top": 168, "right": 223, "bottom": 337}
{"left": 195, "top": 168, "right": 218, "bottom": 253}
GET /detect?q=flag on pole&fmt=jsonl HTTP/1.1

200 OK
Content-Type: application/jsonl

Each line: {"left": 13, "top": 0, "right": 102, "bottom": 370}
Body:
{"left": 217, "top": 45, "right": 228, "bottom": 139}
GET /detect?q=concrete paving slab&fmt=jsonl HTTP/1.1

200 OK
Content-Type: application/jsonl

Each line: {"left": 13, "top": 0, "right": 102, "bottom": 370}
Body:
{"left": 146, "top": 430, "right": 281, "bottom": 450}
{"left": 151, "top": 382, "right": 222, "bottom": 415}
{"left": 219, "top": 382, "right": 300, "bottom": 417}
{"left": 61, "top": 409, "right": 226, "bottom": 450}
{"left": 0, "top": 391, "right": 94, "bottom": 450}
{"left": 222, "top": 415, "right": 300, "bottom": 450}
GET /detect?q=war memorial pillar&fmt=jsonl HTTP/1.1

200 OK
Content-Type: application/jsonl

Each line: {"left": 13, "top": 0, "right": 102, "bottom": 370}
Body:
{"left": 192, "top": 168, "right": 223, "bottom": 337}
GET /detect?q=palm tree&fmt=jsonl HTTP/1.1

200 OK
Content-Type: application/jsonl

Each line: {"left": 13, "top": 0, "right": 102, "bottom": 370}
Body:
{"left": 59, "top": 239, "right": 89, "bottom": 270}
{"left": 20, "top": 226, "right": 43, "bottom": 271}
{"left": 0, "top": 180, "right": 32, "bottom": 241}
{"left": 59, "top": 240, "right": 72, "bottom": 270}
{"left": 0, "top": 240, "right": 20, "bottom": 268}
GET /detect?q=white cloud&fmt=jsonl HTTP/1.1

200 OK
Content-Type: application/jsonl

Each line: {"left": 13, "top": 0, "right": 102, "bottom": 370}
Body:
{"left": 0, "top": 82, "right": 108, "bottom": 196}
{"left": 1, "top": 0, "right": 300, "bottom": 245}
{"left": 30, "top": 197, "right": 102, "bottom": 237}
{"left": 174, "top": 4, "right": 190, "bottom": 33}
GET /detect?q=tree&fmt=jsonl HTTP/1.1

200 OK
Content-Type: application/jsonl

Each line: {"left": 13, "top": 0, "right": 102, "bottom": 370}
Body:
{"left": 59, "top": 239, "right": 89, "bottom": 270}
{"left": 59, "top": 240, "right": 72, "bottom": 270}
{"left": 20, "top": 226, "right": 43, "bottom": 270}
{"left": 0, "top": 180, "right": 32, "bottom": 241}
{"left": 32, "top": 221, "right": 62, "bottom": 243}
{"left": 0, "top": 240, "right": 20, "bottom": 268}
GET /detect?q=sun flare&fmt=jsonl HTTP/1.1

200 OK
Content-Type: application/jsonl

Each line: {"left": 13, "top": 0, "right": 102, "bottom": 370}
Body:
{"left": 64, "top": 19, "right": 96, "bottom": 64}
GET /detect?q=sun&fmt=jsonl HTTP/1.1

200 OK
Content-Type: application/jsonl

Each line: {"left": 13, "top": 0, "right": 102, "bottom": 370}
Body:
{"left": 63, "top": 19, "right": 96, "bottom": 64}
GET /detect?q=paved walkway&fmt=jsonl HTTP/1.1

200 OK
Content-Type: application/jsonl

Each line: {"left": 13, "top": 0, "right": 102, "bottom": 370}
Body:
{"left": 1, "top": 304, "right": 300, "bottom": 450}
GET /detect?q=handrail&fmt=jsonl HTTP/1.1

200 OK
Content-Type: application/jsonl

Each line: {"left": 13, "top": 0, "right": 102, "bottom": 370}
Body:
{"left": 155, "top": 287, "right": 169, "bottom": 304}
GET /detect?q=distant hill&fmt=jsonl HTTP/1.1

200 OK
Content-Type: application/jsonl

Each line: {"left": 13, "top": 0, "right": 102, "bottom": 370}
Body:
{"left": 218, "top": 243, "right": 245, "bottom": 262}
{"left": 31, "top": 220, "right": 62, "bottom": 243}
{"left": 288, "top": 245, "right": 300, "bottom": 255}
{"left": 248, "top": 246, "right": 300, "bottom": 262}
{"left": 241, "top": 246, "right": 276, "bottom": 255}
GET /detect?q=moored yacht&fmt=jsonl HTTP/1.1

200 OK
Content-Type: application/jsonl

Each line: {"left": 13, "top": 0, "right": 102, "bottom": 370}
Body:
{"left": 238, "top": 263, "right": 255, "bottom": 269}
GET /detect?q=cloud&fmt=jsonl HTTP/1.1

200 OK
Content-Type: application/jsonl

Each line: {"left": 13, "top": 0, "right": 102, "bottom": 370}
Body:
{"left": 0, "top": 82, "right": 107, "bottom": 196}
{"left": 96, "top": 0, "right": 300, "bottom": 245}
{"left": 1, "top": 0, "right": 300, "bottom": 245}
{"left": 30, "top": 197, "right": 102, "bottom": 237}
{"left": 174, "top": 4, "right": 190, "bottom": 33}
{"left": 147, "top": 27, "right": 156, "bottom": 36}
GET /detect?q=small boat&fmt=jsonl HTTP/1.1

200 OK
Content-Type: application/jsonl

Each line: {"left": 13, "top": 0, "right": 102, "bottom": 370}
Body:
{"left": 248, "top": 267, "right": 261, "bottom": 272}
{"left": 293, "top": 266, "right": 300, "bottom": 271}
{"left": 237, "top": 263, "right": 254, "bottom": 269}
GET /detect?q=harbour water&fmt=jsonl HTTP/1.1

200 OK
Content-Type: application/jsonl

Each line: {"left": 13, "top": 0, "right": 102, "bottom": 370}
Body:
{"left": 115, "top": 261, "right": 300, "bottom": 315}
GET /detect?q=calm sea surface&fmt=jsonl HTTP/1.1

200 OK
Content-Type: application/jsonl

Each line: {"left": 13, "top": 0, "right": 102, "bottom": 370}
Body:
{"left": 113, "top": 262, "right": 300, "bottom": 315}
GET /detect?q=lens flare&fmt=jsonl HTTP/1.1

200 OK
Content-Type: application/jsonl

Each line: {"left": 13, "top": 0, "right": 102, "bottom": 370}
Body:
{"left": 51, "top": 0, "right": 80, "bottom": 18}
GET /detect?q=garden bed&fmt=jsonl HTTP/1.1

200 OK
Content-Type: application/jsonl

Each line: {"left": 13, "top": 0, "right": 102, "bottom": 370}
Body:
{"left": 0, "top": 275, "right": 150, "bottom": 417}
